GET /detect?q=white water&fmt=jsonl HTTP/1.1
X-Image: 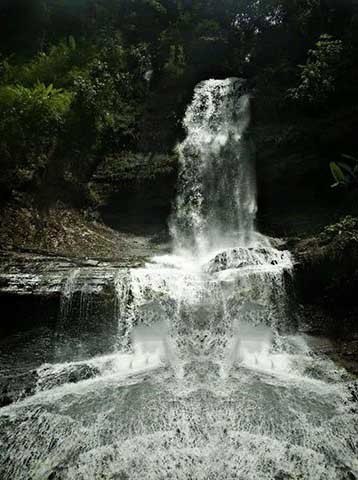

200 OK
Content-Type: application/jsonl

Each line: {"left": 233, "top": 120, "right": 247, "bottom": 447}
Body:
{"left": 170, "top": 78, "right": 258, "bottom": 257}
{"left": 0, "top": 78, "right": 357, "bottom": 480}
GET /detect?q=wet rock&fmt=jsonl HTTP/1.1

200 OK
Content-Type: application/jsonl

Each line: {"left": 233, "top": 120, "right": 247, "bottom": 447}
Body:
{"left": 206, "top": 246, "right": 291, "bottom": 273}
{"left": 280, "top": 218, "right": 358, "bottom": 378}
{"left": 298, "top": 305, "right": 358, "bottom": 377}
{"left": 0, "top": 251, "right": 133, "bottom": 297}
{"left": 37, "top": 364, "right": 100, "bottom": 392}
{"left": 292, "top": 219, "right": 358, "bottom": 373}
{"left": 67, "top": 364, "right": 99, "bottom": 383}
{"left": 0, "top": 370, "right": 39, "bottom": 408}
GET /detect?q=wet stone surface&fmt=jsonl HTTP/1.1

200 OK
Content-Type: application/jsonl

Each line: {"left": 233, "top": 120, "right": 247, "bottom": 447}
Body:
{"left": 0, "top": 250, "right": 140, "bottom": 297}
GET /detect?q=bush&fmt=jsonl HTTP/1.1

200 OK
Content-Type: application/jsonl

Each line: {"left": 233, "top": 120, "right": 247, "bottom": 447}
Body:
{"left": 0, "top": 37, "right": 85, "bottom": 89}
{"left": 0, "top": 83, "right": 73, "bottom": 169}
{"left": 288, "top": 34, "right": 344, "bottom": 105}
{"left": 71, "top": 58, "right": 142, "bottom": 155}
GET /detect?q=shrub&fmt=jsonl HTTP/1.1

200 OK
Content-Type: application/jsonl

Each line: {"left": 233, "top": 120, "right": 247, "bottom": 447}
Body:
{"left": 0, "top": 37, "right": 84, "bottom": 88}
{"left": 0, "top": 83, "right": 73, "bottom": 168}
{"left": 288, "top": 34, "right": 344, "bottom": 105}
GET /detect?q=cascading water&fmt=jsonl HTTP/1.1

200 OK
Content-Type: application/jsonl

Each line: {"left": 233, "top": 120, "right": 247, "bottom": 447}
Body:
{"left": 170, "top": 78, "right": 258, "bottom": 256}
{"left": 0, "top": 79, "right": 357, "bottom": 480}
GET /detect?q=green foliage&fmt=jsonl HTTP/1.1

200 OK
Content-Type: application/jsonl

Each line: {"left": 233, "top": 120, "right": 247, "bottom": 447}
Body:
{"left": 71, "top": 50, "right": 145, "bottom": 155}
{"left": 0, "top": 0, "right": 357, "bottom": 204}
{"left": 330, "top": 162, "right": 346, "bottom": 186}
{"left": 195, "top": 19, "right": 221, "bottom": 38}
{"left": 0, "top": 82, "right": 73, "bottom": 188}
{"left": 288, "top": 34, "right": 344, "bottom": 105}
{"left": 322, "top": 216, "right": 358, "bottom": 242}
{"left": 163, "top": 45, "right": 186, "bottom": 79}
{"left": 330, "top": 154, "right": 358, "bottom": 188}
{"left": 0, "top": 38, "right": 83, "bottom": 88}
{"left": 0, "top": 30, "right": 148, "bottom": 190}
{"left": 0, "top": 83, "right": 72, "bottom": 155}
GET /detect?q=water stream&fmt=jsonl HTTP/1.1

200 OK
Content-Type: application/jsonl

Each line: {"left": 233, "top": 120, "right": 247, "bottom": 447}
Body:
{"left": 0, "top": 78, "right": 357, "bottom": 480}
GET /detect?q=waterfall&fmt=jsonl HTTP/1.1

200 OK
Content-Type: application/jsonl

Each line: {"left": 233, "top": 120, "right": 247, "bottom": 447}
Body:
{"left": 112, "top": 77, "right": 294, "bottom": 373}
{"left": 170, "top": 78, "right": 258, "bottom": 257}
{"left": 0, "top": 79, "right": 357, "bottom": 480}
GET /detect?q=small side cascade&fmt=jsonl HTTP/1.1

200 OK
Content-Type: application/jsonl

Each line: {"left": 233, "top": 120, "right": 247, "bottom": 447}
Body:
{"left": 58, "top": 267, "right": 94, "bottom": 330}
{"left": 59, "top": 267, "right": 117, "bottom": 330}
{"left": 59, "top": 268, "right": 81, "bottom": 326}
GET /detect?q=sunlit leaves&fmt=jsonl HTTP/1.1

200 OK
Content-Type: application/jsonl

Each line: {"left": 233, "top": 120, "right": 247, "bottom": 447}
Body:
{"left": 0, "top": 82, "right": 73, "bottom": 181}
{"left": 288, "top": 34, "right": 344, "bottom": 105}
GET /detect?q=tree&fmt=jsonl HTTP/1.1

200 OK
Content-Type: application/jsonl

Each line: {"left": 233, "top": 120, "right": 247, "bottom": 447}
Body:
{"left": 288, "top": 34, "right": 344, "bottom": 105}
{"left": 0, "top": 83, "right": 72, "bottom": 189}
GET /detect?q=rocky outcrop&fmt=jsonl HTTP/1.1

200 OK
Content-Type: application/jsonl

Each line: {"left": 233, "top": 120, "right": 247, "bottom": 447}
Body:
{"left": 0, "top": 251, "right": 127, "bottom": 297}
{"left": 0, "top": 251, "right": 133, "bottom": 338}
{"left": 0, "top": 205, "right": 166, "bottom": 261}
{"left": 292, "top": 216, "right": 358, "bottom": 306}
{"left": 206, "top": 246, "right": 291, "bottom": 274}
{"left": 92, "top": 151, "right": 178, "bottom": 233}
{"left": 288, "top": 217, "right": 358, "bottom": 375}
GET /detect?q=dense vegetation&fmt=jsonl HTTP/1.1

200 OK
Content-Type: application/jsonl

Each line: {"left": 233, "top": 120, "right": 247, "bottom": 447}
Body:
{"left": 0, "top": 0, "right": 357, "bottom": 214}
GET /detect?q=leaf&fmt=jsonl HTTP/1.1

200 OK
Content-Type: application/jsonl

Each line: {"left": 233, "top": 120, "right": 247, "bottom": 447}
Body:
{"left": 330, "top": 162, "right": 346, "bottom": 184}
{"left": 342, "top": 153, "right": 358, "bottom": 163}
{"left": 337, "top": 162, "right": 354, "bottom": 177}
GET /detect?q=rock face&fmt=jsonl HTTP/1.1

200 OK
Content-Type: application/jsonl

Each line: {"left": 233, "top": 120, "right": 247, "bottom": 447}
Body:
{"left": 0, "top": 251, "right": 141, "bottom": 297}
{"left": 0, "top": 254, "right": 117, "bottom": 408}
{"left": 289, "top": 217, "right": 358, "bottom": 375}
{"left": 92, "top": 151, "right": 178, "bottom": 232}
{"left": 292, "top": 216, "right": 358, "bottom": 306}
{"left": 0, "top": 205, "right": 166, "bottom": 262}
{"left": 0, "top": 251, "right": 131, "bottom": 339}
